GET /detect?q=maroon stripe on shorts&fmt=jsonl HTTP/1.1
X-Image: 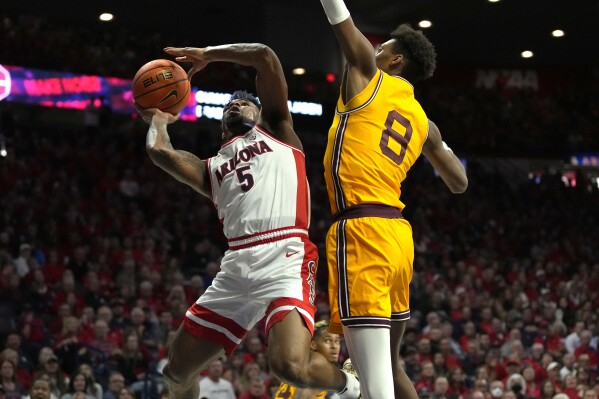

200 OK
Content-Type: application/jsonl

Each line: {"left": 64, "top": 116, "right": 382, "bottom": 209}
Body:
{"left": 342, "top": 317, "right": 392, "bottom": 329}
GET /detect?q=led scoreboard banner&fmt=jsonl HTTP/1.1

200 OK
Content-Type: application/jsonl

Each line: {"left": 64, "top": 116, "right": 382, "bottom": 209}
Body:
{"left": 1, "top": 64, "right": 197, "bottom": 120}
{"left": 0, "top": 64, "right": 322, "bottom": 122}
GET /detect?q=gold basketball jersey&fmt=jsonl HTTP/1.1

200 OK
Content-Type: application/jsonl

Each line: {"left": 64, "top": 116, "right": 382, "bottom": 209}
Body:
{"left": 323, "top": 69, "right": 429, "bottom": 215}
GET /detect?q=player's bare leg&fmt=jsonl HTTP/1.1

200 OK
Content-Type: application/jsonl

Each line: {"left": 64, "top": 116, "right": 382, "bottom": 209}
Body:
{"left": 391, "top": 321, "right": 418, "bottom": 399}
{"left": 268, "top": 309, "right": 360, "bottom": 398}
{"left": 162, "top": 325, "right": 225, "bottom": 399}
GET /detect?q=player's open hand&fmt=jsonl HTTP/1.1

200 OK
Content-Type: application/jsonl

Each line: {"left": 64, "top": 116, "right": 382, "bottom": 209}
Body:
{"left": 164, "top": 47, "right": 209, "bottom": 81}
{"left": 135, "top": 104, "right": 180, "bottom": 125}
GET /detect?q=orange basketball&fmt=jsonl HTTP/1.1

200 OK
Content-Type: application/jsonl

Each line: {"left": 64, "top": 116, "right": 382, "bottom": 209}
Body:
{"left": 132, "top": 59, "right": 191, "bottom": 115}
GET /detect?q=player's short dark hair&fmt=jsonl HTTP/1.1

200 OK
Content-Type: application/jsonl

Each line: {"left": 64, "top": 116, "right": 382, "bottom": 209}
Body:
{"left": 390, "top": 24, "right": 436, "bottom": 82}
{"left": 227, "top": 90, "right": 261, "bottom": 109}
{"left": 313, "top": 320, "right": 330, "bottom": 339}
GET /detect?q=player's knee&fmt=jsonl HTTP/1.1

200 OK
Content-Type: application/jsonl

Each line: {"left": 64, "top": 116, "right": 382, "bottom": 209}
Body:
{"left": 269, "top": 356, "right": 309, "bottom": 387}
{"left": 162, "top": 363, "right": 194, "bottom": 391}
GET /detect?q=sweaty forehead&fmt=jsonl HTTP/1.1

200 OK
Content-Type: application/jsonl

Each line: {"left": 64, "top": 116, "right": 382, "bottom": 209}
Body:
{"left": 229, "top": 99, "right": 257, "bottom": 108}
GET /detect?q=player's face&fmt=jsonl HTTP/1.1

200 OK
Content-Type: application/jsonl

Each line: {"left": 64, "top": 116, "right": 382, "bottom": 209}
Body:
{"left": 312, "top": 332, "right": 340, "bottom": 363}
{"left": 221, "top": 99, "right": 260, "bottom": 140}
{"left": 375, "top": 39, "right": 400, "bottom": 74}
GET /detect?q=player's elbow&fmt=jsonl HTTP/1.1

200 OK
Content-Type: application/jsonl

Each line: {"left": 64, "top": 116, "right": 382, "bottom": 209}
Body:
{"left": 450, "top": 175, "right": 468, "bottom": 194}
{"left": 248, "top": 43, "right": 275, "bottom": 64}
{"left": 253, "top": 44, "right": 283, "bottom": 73}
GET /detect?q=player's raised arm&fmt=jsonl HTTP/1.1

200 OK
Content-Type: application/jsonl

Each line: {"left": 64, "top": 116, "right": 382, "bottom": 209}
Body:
{"left": 320, "top": 0, "right": 378, "bottom": 87}
{"left": 422, "top": 120, "right": 468, "bottom": 193}
{"left": 164, "top": 44, "right": 300, "bottom": 149}
{"left": 140, "top": 107, "right": 211, "bottom": 198}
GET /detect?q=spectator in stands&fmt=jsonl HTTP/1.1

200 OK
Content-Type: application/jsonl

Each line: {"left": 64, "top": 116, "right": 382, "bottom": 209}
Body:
{"left": 561, "top": 373, "right": 579, "bottom": 399}
{"left": 522, "top": 365, "right": 540, "bottom": 398}
{"left": 237, "top": 363, "right": 261, "bottom": 396}
{"left": 34, "top": 357, "right": 67, "bottom": 399}
{"left": 122, "top": 307, "right": 160, "bottom": 357}
{"left": 447, "top": 367, "right": 469, "bottom": 398}
{"left": 559, "top": 353, "right": 576, "bottom": 381}
{"left": 94, "top": 307, "right": 123, "bottom": 348}
{"left": 416, "top": 361, "right": 436, "bottom": 392}
{"left": 1, "top": 350, "right": 30, "bottom": 392}
{"left": 54, "top": 317, "right": 89, "bottom": 375}
{"left": 75, "top": 365, "right": 101, "bottom": 399}
{"left": 1, "top": 359, "right": 25, "bottom": 399}
{"left": 574, "top": 331, "right": 598, "bottom": 367}
{"left": 237, "top": 377, "right": 268, "bottom": 399}
{"left": 27, "top": 377, "right": 52, "bottom": 399}
{"left": 102, "top": 373, "right": 124, "bottom": 399}
{"left": 59, "top": 373, "right": 92, "bottom": 399}
{"left": 564, "top": 322, "right": 585, "bottom": 354}
{"left": 241, "top": 337, "right": 264, "bottom": 365}
{"left": 13, "top": 244, "right": 32, "bottom": 279}
{"left": 433, "top": 353, "right": 448, "bottom": 376}
{"left": 432, "top": 376, "right": 450, "bottom": 399}
{"left": 546, "top": 362, "right": 562, "bottom": 389}
{"left": 112, "top": 332, "right": 149, "bottom": 386}
{"left": 489, "top": 380, "right": 505, "bottom": 399}
{"left": 16, "top": 307, "right": 46, "bottom": 355}
{"left": 221, "top": 351, "right": 244, "bottom": 395}
{"left": 540, "top": 380, "right": 558, "bottom": 399}
{"left": 471, "top": 390, "right": 485, "bottom": 399}
{"left": 87, "top": 320, "right": 119, "bottom": 361}
{"left": 115, "top": 388, "right": 134, "bottom": 399}
{"left": 198, "top": 358, "right": 235, "bottom": 399}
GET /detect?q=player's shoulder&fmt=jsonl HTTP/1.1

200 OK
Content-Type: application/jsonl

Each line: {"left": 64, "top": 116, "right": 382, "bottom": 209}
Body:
{"left": 382, "top": 71, "right": 414, "bottom": 94}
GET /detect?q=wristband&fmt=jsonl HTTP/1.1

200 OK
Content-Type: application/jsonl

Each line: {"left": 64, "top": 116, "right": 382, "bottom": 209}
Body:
{"left": 320, "top": 0, "right": 350, "bottom": 25}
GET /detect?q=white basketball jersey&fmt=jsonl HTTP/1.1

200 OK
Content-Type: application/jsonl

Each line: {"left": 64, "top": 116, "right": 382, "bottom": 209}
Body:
{"left": 207, "top": 125, "right": 310, "bottom": 242}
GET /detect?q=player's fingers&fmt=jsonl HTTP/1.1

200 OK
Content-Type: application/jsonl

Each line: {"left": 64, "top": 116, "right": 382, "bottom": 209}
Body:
{"left": 163, "top": 47, "right": 183, "bottom": 54}
{"left": 165, "top": 47, "right": 199, "bottom": 57}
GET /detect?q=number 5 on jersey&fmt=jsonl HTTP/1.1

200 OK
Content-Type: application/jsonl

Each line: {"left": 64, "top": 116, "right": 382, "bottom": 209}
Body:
{"left": 236, "top": 165, "right": 254, "bottom": 192}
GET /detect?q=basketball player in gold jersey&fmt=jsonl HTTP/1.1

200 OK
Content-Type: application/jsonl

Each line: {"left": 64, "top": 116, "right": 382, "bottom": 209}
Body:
{"left": 274, "top": 320, "right": 341, "bottom": 399}
{"left": 319, "top": 1, "right": 468, "bottom": 399}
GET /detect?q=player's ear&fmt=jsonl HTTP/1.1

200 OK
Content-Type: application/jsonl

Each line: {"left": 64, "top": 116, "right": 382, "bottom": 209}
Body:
{"left": 391, "top": 53, "right": 404, "bottom": 67}
{"left": 310, "top": 341, "right": 318, "bottom": 351}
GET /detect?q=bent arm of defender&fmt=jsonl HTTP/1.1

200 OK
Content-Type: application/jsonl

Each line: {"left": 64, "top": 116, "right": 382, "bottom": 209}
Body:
{"left": 422, "top": 120, "right": 468, "bottom": 193}
{"left": 146, "top": 116, "right": 211, "bottom": 198}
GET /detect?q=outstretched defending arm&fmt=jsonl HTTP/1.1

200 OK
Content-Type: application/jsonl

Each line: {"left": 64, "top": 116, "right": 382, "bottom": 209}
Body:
{"left": 320, "top": 0, "right": 378, "bottom": 93}
{"left": 422, "top": 120, "right": 468, "bottom": 193}
{"left": 141, "top": 108, "right": 211, "bottom": 198}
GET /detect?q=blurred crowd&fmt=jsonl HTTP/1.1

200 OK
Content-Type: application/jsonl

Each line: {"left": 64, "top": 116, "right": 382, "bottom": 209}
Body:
{"left": 1, "top": 8, "right": 599, "bottom": 399}
{"left": 0, "top": 99, "right": 598, "bottom": 399}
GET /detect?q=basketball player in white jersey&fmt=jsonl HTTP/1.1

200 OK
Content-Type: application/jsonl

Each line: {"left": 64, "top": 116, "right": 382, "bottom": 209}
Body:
{"left": 136, "top": 43, "right": 360, "bottom": 399}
